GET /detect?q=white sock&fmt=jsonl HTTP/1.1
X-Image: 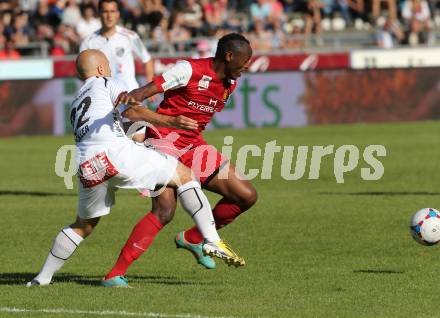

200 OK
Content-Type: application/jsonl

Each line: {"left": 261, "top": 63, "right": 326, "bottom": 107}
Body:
{"left": 177, "top": 181, "right": 220, "bottom": 243}
{"left": 34, "top": 227, "right": 83, "bottom": 284}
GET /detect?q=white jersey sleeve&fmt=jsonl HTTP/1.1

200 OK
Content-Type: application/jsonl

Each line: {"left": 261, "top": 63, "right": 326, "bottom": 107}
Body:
{"left": 157, "top": 60, "right": 192, "bottom": 92}
{"left": 106, "top": 78, "right": 130, "bottom": 113}
{"left": 130, "top": 33, "right": 151, "bottom": 63}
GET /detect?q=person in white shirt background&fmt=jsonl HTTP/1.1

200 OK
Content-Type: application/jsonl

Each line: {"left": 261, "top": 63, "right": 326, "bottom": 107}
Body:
{"left": 401, "top": 0, "right": 434, "bottom": 45}
{"left": 76, "top": 4, "right": 102, "bottom": 40}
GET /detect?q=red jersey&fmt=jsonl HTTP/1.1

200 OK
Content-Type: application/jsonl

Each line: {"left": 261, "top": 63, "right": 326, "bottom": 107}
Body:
{"left": 151, "top": 58, "right": 237, "bottom": 148}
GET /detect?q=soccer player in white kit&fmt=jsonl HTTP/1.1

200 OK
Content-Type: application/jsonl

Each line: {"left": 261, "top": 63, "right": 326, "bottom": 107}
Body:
{"left": 79, "top": 0, "right": 154, "bottom": 91}
{"left": 26, "top": 50, "right": 244, "bottom": 288}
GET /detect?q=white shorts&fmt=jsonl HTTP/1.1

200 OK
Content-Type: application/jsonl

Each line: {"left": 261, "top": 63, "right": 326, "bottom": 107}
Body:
{"left": 77, "top": 143, "right": 178, "bottom": 219}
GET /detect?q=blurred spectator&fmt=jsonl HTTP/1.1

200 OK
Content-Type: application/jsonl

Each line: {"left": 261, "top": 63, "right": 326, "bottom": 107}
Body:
{"left": 55, "top": 23, "right": 80, "bottom": 52}
{"left": 348, "top": 0, "right": 365, "bottom": 20}
{"left": 321, "top": 0, "right": 353, "bottom": 25}
{"left": 50, "top": 34, "right": 66, "bottom": 56}
{"left": 139, "top": 0, "right": 168, "bottom": 32}
{"left": 248, "top": 18, "right": 273, "bottom": 50}
{"left": 35, "top": 23, "right": 54, "bottom": 42}
{"left": 270, "top": 18, "right": 287, "bottom": 48}
{"left": 376, "top": 17, "right": 404, "bottom": 48}
{"left": 267, "top": 0, "right": 286, "bottom": 24}
{"left": 151, "top": 15, "right": 172, "bottom": 52}
{"left": 0, "top": 0, "right": 13, "bottom": 12}
{"left": 0, "top": 37, "right": 21, "bottom": 59}
{"left": 180, "top": 0, "right": 203, "bottom": 35}
{"left": 19, "top": 0, "right": 39, "bottom": 13}
{"left": 49, "top": 0, "right": 65, "bottom": 27}
{"left": 401, "top": 0, "right": 433, "bottom": 45}
{"left": 168, "top": 11, "right": 192, "bottom": 51}
{"left": 10, "top": 11, "right": 32, "bottom": 46}
{"left": 62, "top": 0, "right": 82, "bottom": 28}
{"left": 2, "top": 10, "right": 13, "bottom": 35}
{"left": 202, "top": 0, "right": 228, "bottom": 30}
{"left": 192, "top": 38, "right": 213, "bottom": 57}
{"left": 372, "top": 0, "right": 397, "bottom": 21}
{"left": 250, "top": 0, "right": 272, "bottom": 25}
{"left": 285, "top": 25, "right": 305, "bottom": 48}
{"left": 32, "top": 0, "right": 55, "bottom": 27}
{"left": 76, "top": 4, "right": 101, "bottom": 39}
{"left": 0, "top": 22, "right": 6, "bottom": 48}
{"left": 304, "top": 0, "right": 323, "bottom": 40}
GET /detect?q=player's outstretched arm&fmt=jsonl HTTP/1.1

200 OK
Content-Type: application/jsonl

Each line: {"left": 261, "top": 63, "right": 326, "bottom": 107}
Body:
{"left": 128, "top": 81, "right": 158, "bottom": 101}
{"left": 116, "top": 84, "right": 198, "bottom": 131}
{"left": 121, "top": 105, "right": 198, "bottom": 131}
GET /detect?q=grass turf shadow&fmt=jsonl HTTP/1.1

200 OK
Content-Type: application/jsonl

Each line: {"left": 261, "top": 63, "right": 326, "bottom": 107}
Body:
{"left": 319, "top": 191, "right": 440, "bottom": 196}
{"left": 353, "top": 269, "right": 404, "bottom": 274}
{"left": 0, "top": 272, "right": 208, "bottom": 287}
{"left": 0, "top": 191, "right": 75, "bottom": 197}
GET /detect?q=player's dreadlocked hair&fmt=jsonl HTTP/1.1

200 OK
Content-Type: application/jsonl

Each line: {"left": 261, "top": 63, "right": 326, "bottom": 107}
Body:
{"left": 215, "top": 33, "right": 251, "bottom": 61}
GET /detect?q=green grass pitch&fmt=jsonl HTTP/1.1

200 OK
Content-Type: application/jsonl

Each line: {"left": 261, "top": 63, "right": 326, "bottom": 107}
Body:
{"left": 1, "top": 122, "right": 440, "bottom": 318}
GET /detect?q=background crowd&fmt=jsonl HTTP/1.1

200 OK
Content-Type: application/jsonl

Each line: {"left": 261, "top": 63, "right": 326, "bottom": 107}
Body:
{"left": 0, "top": 0, "right": 439, "bottom": 59}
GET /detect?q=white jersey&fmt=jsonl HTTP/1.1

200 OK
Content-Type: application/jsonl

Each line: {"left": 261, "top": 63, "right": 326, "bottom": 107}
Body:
{"left": 80, "top": 26, "right": 151, "bottom": 90}
{"left": 70, "top": 76, "right": 179, "bottom": 220}
{"left": 70, "top": 76, "right": 129, "bottom": 165}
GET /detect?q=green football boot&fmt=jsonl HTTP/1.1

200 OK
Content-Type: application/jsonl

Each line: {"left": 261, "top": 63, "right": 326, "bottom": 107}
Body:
{"left": 175, "top": 231, "right": 216, "bottom": 269}
{"left": 101, "top": 275, "right": 131, "bottom": 288}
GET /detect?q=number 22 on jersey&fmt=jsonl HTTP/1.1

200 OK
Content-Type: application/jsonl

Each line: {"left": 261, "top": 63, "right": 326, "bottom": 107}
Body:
{"left": 71, "top": 96, "right": 91, "bottom": 142}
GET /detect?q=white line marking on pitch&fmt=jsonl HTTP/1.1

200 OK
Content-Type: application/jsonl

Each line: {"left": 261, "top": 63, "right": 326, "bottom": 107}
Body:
{"left": 0, "top": 307, "right": 238, "bottom": 318}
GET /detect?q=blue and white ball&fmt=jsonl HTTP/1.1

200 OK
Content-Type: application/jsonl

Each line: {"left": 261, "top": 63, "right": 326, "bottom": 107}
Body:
{"left": 410, "top": 208, "right": 440, "bottom": 246}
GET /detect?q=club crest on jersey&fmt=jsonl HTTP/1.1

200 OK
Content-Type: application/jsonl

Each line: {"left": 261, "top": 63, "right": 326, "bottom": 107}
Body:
{"left": 115, "top": 47, "right": 125, "bottom": 57}
{"left": 198, "top": 75, "right": 212, "bottom": 90}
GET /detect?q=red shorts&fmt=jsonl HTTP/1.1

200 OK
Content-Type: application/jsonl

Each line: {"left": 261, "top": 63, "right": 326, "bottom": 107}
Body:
{"left": 146, "top": 137, "right": 228, "bottom": 185}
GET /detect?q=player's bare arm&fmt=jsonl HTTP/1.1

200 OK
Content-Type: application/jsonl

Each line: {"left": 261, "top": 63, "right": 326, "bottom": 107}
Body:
{"left": 128, "top": 81, "right": 158, "bottom": 101}
{"left": 116, "top": 91, "right": 198, "bottom": 131}
{"left": 121, "top": 106, "right": 198, "bottom": 131}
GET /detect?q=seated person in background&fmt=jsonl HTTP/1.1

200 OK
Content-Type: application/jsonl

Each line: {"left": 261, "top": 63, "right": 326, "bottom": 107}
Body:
{"left": 376, "top": 17, "right": 404, "bottom": 48}
{"left": 248, "top": 19, "right": 273, "bottom": 50}
{"left": 401, "top": 0, "right": 433, "bottom": 45}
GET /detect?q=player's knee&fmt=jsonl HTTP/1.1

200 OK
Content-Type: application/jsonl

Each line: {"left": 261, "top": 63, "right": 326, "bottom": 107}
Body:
{"left": 152, "top": 201, "right": 176, "bottom": 225}
{"left": 238, "top": 186, "right": 258, "bottom": 211}
{"left": 175, "top": 163, "right": 194, "bottom": 185}
{"left": 70, "top": 217, "right": 99, "bottom": 238}
{"left": 156, "top": 208, "right": 175, "bottom": 225}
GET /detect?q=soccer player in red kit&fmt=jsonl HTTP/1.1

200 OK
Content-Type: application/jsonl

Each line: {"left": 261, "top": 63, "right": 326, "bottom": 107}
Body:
{"left": 103, "top": 33, "right": 257, "bottom": 286}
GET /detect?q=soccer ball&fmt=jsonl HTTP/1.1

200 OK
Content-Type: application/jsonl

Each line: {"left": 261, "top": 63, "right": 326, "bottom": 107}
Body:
{"left": 410, "top": 208, "right": 440, "bottom": 246}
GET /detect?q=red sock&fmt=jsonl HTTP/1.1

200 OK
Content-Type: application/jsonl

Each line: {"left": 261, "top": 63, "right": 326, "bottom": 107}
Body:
{"left": 105, "top": 212, "right": 163, "bottom": 279}
{"left": 184, "top": 198, "right": 243, "bottom": 244}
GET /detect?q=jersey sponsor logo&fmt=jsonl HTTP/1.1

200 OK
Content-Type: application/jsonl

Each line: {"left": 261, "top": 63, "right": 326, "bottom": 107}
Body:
{"left": 188, "top": 100, "right": 216, "bottom": 113}
{"left": 198, "top": 75, "right": 212, "bottom": 90}
{"left": 115, "top": 47, "right": 125, "bottom": 57}
{"left": 79, "top": 152, "right": 119, "bottom": 188}
{"left": 162, "top": 79, "right": 179, "bottom": 91}
{"left": 209, "top": 98, "right": 218, "bottom": 107}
